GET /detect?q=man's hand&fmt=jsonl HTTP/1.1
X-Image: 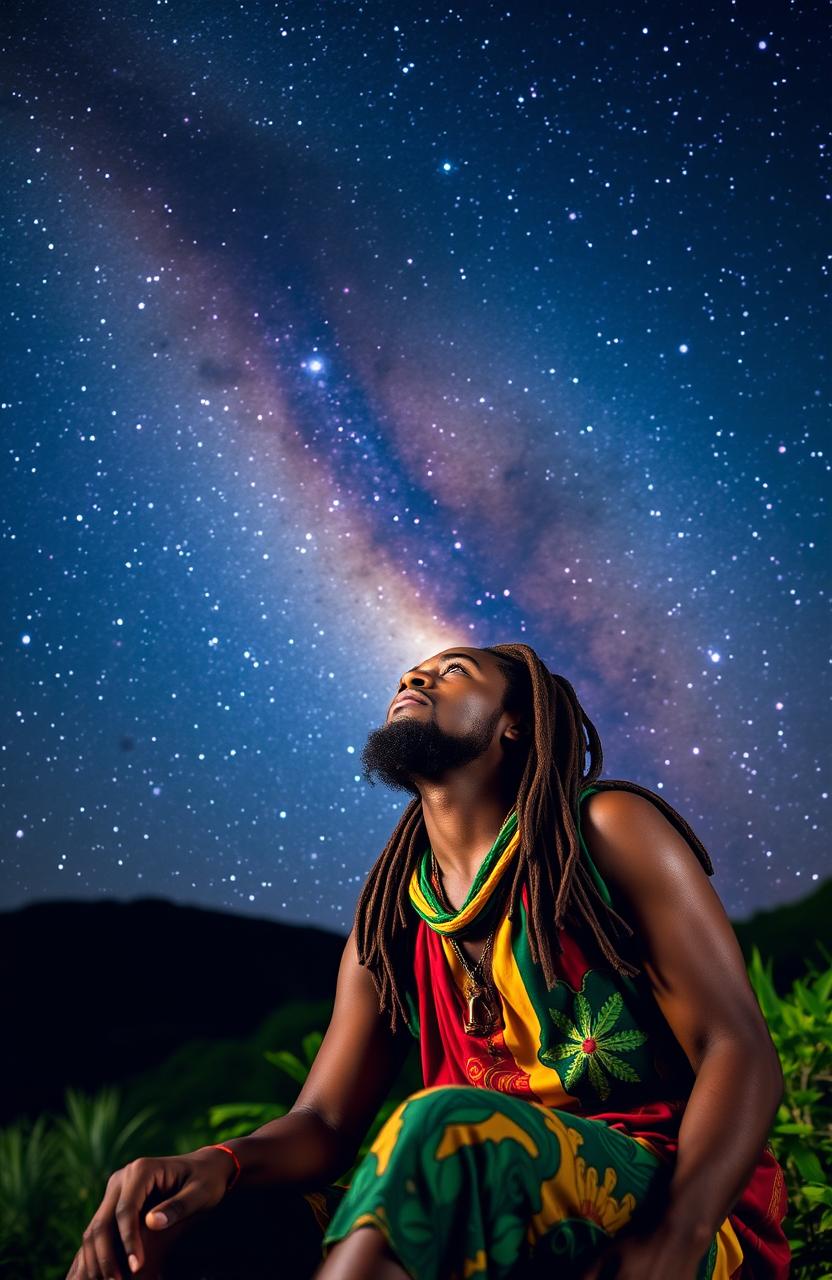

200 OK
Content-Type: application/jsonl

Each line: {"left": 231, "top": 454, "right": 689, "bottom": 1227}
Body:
{"left": 65, "top": 1146, "right": 233, "bottom": 1280}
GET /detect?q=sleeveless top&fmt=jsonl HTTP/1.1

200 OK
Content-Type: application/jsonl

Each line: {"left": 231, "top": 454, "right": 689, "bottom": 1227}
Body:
{"left": 402, "top": 784, "right": 791, "bottom": 1279}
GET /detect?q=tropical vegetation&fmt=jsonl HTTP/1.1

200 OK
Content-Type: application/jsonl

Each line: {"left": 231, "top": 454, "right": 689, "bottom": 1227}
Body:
{"left": 1, "top": 945, "right": 828, "bottom": 1278}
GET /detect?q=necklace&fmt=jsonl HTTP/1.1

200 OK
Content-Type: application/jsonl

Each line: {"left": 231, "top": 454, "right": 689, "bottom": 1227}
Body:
{"left": 428, "top": 804, "right": 515, "bottom": 1036}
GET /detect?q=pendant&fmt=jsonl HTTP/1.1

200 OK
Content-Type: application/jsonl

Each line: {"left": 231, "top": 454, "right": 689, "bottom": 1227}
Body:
{"left": 463, "top": 979, "right": 497, "bottom": 1035}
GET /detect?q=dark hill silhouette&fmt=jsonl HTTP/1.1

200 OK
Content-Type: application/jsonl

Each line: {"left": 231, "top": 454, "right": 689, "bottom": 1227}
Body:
{"left": 730, "top": 877, "right": 831, "bottom": 991}
{"left": 1, "top": 897, "right": 345, "bottom": 1124}
{"left": 3, "top": 880, "right": 829, "bottom": 1124}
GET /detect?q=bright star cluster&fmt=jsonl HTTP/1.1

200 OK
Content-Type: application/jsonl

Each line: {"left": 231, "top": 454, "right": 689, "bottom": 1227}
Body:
{"left": 1, "top": 1, "right": 827, "bottom": 932}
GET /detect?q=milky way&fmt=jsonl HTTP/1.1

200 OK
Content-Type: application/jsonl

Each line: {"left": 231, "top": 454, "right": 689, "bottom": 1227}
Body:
{"left": 1, "top": 1, "right": 827, "bottom": 931}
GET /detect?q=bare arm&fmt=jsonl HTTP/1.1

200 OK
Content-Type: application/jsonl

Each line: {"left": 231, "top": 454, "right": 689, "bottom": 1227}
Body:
{"left": 220, "top": 925, "right": 413, "bottom": 1190}
{"left": 582, "top": 789, "right": 784, "bottom": 1249}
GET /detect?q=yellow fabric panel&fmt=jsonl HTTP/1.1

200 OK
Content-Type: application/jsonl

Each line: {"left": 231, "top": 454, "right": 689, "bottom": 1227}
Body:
{"left": 711, "top": 1215, "right": 744, "bottom": 1280}
{"left": 485, "top": 911, "right": 577, "bottom": 1107}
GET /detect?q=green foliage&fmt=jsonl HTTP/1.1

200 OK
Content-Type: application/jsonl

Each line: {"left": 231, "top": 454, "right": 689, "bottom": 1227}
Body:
{"left": 2, "top": 954, "right": 828, "bottom": 1278}
{"left": 746, "top": 942, "right": 832, "bottom": 1279}
{"left": 121, "top": 998, "right": 334, "bottom": 1135}
{"left": 0, "top": 1087, "right": 155, "bottom": 1280}
{"left": 264, "top": 1028, "right": 324, "bottom": 1083}
{"left": 207, "top": 1101, "right": 288, "bottom": 1141}
{"left": 0, "top": 1114, "right": 61, "bottom": 1278}
{"left": 54, "top": 1086, "right": 155, "bottom": 1204}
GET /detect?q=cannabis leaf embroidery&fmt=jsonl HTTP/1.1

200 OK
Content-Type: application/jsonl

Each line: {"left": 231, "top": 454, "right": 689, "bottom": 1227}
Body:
{"left": 541, "top": 989, "right": 648, "bottom": 1102}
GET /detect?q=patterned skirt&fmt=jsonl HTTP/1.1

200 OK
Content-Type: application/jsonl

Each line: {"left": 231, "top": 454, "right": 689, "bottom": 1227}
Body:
{"left": 313, "top": 1084, "right": 744, "bottom": 1280}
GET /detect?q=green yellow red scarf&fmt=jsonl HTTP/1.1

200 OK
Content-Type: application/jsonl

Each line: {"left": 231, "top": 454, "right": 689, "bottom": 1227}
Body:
{"left": 407, "top": 809, "right": 520, "bottom": 940}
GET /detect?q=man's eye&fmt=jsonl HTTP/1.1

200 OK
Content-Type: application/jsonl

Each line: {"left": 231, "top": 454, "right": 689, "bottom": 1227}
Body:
{"left": 442, "top": 662, "right": 467, "bottom": 675}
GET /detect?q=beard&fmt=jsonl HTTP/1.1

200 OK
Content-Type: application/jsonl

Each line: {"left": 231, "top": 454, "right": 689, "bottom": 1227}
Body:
{"left": 361, "top": 705, "right": 505, "bottom": 796}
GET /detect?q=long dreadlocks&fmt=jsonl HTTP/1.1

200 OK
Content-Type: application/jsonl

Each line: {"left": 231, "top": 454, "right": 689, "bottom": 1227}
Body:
{"left": 353, "top": 642, "right": 715, "bottom": 1035}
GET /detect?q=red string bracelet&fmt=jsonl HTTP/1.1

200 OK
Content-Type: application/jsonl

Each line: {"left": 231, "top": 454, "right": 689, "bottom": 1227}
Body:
{"left": 210, "top": 1143, "right": 241, "bottom": 1192}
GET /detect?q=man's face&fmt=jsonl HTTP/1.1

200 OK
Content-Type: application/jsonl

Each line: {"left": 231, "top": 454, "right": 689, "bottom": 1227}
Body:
{"left": 360, "top": 647, "right": 513, "bottom": 794}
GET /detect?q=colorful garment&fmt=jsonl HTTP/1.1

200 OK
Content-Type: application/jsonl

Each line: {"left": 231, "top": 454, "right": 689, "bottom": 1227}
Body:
{"left": 318, "top": 785, "right": 790, "bottom": 1278}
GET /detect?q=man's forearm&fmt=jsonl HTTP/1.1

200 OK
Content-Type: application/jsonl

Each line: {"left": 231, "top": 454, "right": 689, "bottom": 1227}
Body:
{"left": 661, "top": 1035, "right": 784, "bottom": 1247}
{"left": 221, "top": 1105, "right": 355, "bottom": 1191}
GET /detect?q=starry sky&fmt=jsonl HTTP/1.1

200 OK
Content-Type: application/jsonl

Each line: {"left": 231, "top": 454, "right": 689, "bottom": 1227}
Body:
{"left": 2, "top": 1, "right": 827, "bottom": 935}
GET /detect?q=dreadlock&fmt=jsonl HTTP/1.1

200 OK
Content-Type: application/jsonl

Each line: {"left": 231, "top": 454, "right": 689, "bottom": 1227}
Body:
{"left": 353, "top": 642, "right": 715, "bottom": 1034}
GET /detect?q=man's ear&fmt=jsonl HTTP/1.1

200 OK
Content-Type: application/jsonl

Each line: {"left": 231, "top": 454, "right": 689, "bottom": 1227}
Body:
{"left": 502, "top": 721, "right": 528, "bottom": 745}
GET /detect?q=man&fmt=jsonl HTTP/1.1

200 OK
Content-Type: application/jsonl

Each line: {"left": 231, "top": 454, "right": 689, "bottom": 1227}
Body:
{"left": 66, "top": 643, "right": 789, "bottom": 1280}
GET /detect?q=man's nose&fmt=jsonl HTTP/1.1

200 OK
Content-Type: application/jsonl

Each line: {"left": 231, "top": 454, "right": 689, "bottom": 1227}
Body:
{"left": 398, "top": 670, "right": 431, "bottom": 693}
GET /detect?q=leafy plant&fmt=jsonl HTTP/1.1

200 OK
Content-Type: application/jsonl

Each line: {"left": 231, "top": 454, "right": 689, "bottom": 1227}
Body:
{"left": 203, "top": 1029, "right": 322, "bottom": 1139}
{"left": 0, "top": 1115, "right": 61, "bottom": 1277}
{"left": 207, "top": 1101, "right": 288, "bottom": 1140}
{"left": 2, "top": 950, "right": 829, "bottom": 1279}
{"left": 747, "top": 942, "right": 832, "bottom": 1279}
{"left": 264, "top": 1029, "right": 324, "bottom": 1083}
{"left": 0, "top": 1087, "right": 155, "bottom": 1280}
{"left": 54, "top": 1086, "right": 155, "bottom": 1199}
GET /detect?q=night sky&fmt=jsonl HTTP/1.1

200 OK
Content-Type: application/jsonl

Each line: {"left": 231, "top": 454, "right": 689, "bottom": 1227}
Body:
{"left": 2, "top": 1, "right": 827, "bottom": 935}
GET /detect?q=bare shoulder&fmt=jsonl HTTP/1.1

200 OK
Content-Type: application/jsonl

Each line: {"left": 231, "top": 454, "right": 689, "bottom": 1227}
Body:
{"left": 580, "top": 786, "right": 707, "bottom": 896}
{"left": 582, "top": 784, "right": 675, "bottom": 832}
{"left": 579, "top": 786, "right": 778, "bottom": 1063}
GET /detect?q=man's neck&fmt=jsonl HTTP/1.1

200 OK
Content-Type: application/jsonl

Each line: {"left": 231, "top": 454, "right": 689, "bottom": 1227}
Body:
{"left": 419, "top": 786, "right": 516, "bottom": 883}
